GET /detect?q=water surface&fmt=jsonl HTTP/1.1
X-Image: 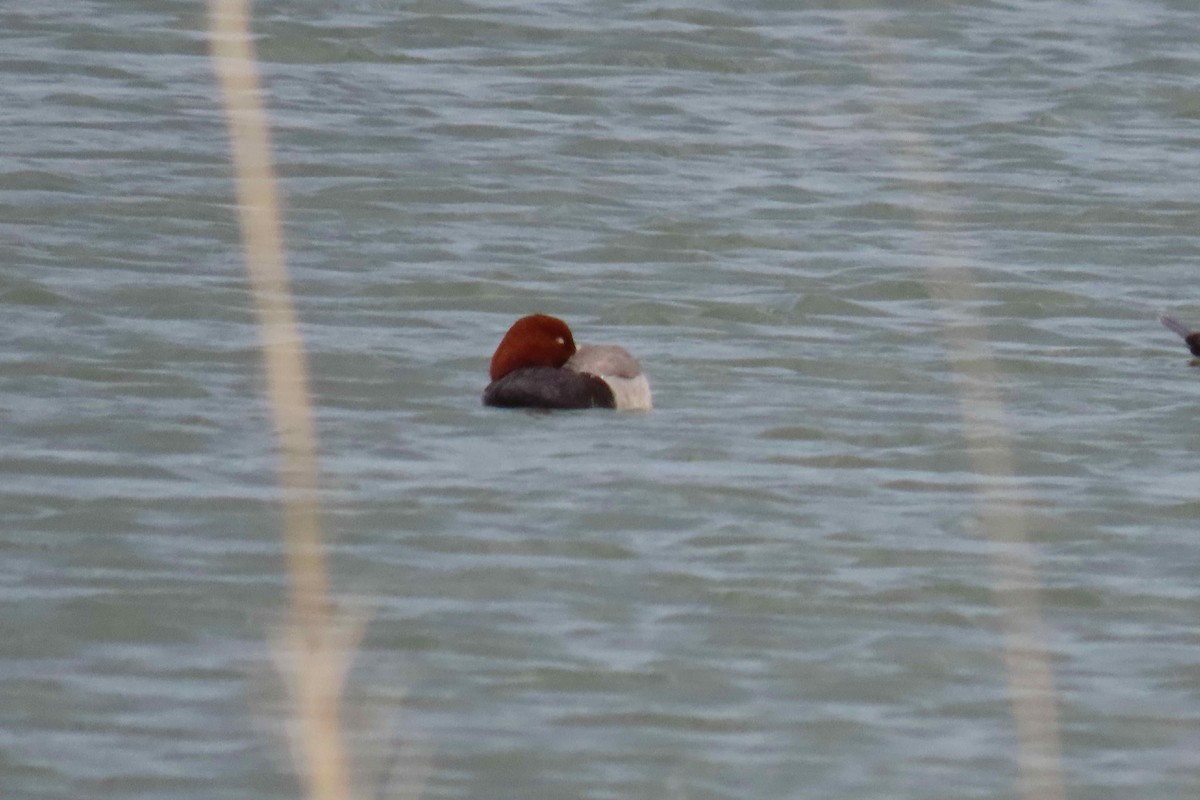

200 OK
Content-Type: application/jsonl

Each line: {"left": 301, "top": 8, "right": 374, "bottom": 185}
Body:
{"left": 3, "top": 1, "right": 1200, "bottom": 798}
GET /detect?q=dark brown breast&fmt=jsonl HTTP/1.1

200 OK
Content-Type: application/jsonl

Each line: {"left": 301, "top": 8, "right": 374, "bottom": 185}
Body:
{"left": 483, "top": 366, "right": 615, "bottom": 410}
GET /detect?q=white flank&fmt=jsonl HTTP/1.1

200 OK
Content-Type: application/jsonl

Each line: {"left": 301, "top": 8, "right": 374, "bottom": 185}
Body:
{"left": 601, "top": 373, "right": 653, "bottom": 411}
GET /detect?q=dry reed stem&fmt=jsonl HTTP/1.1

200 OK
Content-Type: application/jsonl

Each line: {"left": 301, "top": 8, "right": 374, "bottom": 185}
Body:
{"left": 208, "top": 1, "right": 354, "bottom": 798}
{"left": 928, "top": 269, "right": 1066, "bottom": 800}
{"left": 843, "top": 22, "right": 1068, "bottom": 800}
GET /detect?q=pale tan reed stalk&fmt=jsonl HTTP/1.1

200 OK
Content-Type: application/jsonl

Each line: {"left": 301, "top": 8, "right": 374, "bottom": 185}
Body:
{"left": 208, "top": 2, "right": 354, "bottom": 798}
{"left": 843, "top": 22, "right": 1067, "bottom": 800}
{"left": 928, "top": 268, "right": 1066, "bottom": 800}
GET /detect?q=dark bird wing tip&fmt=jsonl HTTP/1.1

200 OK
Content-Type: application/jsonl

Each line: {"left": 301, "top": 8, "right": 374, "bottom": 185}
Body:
{"left": 1160, "top": 313, "right": 1192, "bottom": 339}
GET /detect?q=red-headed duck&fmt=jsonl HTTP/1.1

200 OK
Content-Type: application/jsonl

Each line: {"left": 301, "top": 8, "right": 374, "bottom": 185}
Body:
{"left": 483, "top": 314, "right": 653, "bottom": 410}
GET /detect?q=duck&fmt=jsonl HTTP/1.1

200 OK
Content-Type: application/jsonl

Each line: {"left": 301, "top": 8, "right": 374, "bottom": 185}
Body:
{"left": 1160, "top": 314, "right": 1200, "bottom": 363}
{"left": 482, "top": 314, "right": 653, "bottom": 410}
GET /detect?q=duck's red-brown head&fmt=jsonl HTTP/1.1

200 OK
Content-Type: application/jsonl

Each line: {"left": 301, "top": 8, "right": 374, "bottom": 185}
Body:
{"left": 489, "top": 314, "right": 577, "bottom": 382}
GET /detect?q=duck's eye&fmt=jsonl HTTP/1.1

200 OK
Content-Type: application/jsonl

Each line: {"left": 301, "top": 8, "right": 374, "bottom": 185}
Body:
{"left": 555, "top": 337, "right": 565, "bottom": 345}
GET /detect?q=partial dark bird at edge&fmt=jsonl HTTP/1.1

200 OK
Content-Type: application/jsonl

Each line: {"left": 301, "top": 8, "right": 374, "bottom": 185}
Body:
{"left": 1160, "top": 314, "right": 1200, "bottom": 358}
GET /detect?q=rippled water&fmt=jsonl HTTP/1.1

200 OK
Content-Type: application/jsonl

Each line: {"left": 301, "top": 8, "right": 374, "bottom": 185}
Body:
{"left": 4, "top": 1, "right": 1200, "bottom": 798}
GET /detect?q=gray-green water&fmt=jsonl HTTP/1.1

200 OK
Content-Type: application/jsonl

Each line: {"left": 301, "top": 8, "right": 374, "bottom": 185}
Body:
{"left": 3, "top": 1, "right": 1199, "bottom": 798}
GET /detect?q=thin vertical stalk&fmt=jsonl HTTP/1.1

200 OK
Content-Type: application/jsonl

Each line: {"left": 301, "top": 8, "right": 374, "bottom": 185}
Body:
{"left": 928, "top": 265, "right": 1066, "bottom": 800}
{"left": 208, "top": 2, "right": 353, "bottom": 798}
{"left": 842, "top": 21, "right": 1067, "bottom": 800}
